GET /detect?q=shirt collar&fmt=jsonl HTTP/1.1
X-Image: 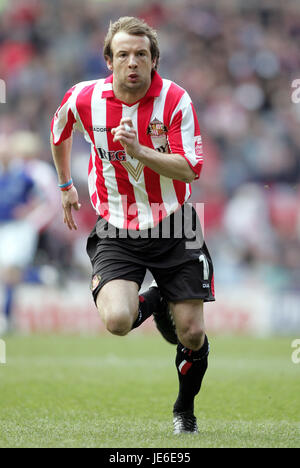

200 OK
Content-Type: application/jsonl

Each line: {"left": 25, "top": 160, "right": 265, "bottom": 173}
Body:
{"left": 101, "top": 71, "right": 163, "bottom": 101}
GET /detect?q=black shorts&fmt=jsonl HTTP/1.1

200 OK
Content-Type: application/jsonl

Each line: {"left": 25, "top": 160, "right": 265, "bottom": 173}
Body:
{"left": 86, "top": 204, "right": 215, "bottom": 304}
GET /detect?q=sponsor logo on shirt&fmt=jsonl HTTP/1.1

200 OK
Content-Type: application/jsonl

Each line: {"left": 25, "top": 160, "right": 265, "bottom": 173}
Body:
{"left": 90, "top": 126, "right": 112, "bottom": 133}
{"left": 96, "top": 144, "right": 169, "bottom": 181}
{"left": 96, "top": 147, "right": 144, "bottom": 181}
{"left": 96, "top": 147, "right": 127, "bottom": 162}
{"left": 194, "top": 135, "right": 203, "bottom": 158}
{"left": 155, "top": 143, "right": 169, "bottom": 153}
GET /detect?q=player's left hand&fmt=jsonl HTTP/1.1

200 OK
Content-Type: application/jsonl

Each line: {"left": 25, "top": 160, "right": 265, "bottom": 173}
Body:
{"left": 61, "top": 185, "right": 81, "bottom": 230}
{"left": 111, "top": 118, "right": 140, "bottom": 158}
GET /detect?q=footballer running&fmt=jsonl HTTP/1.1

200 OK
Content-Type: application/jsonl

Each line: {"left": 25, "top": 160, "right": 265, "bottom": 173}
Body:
{"left": 50, "top": 16, "right": 215, "bottom": 435}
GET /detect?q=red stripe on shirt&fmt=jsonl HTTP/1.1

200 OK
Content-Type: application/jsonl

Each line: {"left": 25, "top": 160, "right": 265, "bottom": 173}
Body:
{"left": 51, "top": 108, "right": 76, "bottom": 146}
{"left": 139, "top": 98, "right": 167, "bottom": 225}
{"left": 167, "top": 109, "right": 189, "bottom": 206}
{"left": 163, "top": 82, "right": 185, "bottom": 128}
{"left": 106, "top": 99, "right": 138, "bottom": 229}
{"left": 88, "top": 154, "right": 93, "bottom": 176}
{"left": 50, "top": 85, "right": 76, "bottom": 144}
{"left": 94, "top": 155, "right": 110, "bottom": 218}
{"left": 76, "top": 83, "right": 97, "bottom": 145}
{"left": 60, "top": 86, "right": 76, "bottom": 108}
{"left": 191, "top": 102, "right": 201, "bottom": 136}
{"left": 91, "top": 190, "right": 98, "bottom": 209}
{"left": 163, "top": 85, "right": 190, "bottom": 206}
{"left": 76, "top": 83, "right": 109, "bottom": 218}
{"left": 190, "top": 102, "right": 203, "bottom": 178}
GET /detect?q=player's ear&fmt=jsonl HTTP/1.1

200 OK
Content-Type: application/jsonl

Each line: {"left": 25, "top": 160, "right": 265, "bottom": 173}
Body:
{"left": 105, "top": 55, "right": 113, "bottom": 72}
{"left": 151, "top": 57, "right": 157, "bottom": 70}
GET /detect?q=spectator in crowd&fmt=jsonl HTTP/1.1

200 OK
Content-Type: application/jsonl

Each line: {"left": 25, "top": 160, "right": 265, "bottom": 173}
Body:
{"left": 12, "top": 130, "right": 61, "bottom": 233}
{"left": 0, "top": 134, "right": 43, "bottom": 333}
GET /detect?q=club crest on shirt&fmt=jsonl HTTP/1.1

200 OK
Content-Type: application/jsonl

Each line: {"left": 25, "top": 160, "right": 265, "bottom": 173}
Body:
{"left": 147, "top": 118, "right": 168, "bottom": 138}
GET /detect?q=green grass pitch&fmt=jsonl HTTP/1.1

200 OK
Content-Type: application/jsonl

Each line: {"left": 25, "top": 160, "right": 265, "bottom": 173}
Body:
{"left": 0, "top": 332, "right": 299, "bottom": 448}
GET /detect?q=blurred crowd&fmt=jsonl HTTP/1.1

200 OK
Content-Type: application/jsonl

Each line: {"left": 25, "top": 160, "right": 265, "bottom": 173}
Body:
{"left": 0, "top": 0, "right": 300, "bottom": 299}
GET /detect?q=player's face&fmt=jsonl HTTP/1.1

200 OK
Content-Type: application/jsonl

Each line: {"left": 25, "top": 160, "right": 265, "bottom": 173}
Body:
{"left": 107, "top": 32, "right": 156, "bottom": 97}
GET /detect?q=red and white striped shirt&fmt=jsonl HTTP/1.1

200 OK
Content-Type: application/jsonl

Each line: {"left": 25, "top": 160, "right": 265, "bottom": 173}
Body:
{"left": 51, "top": 71, "right": 203, "bottom": 230}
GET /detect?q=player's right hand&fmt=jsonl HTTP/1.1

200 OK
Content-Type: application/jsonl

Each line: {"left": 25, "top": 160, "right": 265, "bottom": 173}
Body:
{"left": 61, "top": 185, "right": 81, "bottom": 230}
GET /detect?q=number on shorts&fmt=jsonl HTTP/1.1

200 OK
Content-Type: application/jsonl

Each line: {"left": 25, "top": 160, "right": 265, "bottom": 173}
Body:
{"left": 199, "top": 254, "right": 209, "bottom": 281}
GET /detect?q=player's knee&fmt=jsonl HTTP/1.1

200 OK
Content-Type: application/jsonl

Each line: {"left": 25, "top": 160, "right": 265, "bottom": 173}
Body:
{"left": 105, "top": 312, "right": 133, "bottom": 336}
{"left": 178, "top": 326, "right": 205, "bottom": 351}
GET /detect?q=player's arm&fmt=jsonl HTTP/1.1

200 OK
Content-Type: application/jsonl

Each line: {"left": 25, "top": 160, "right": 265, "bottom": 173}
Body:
{"left": 50, "top": 134, "right": 81, "bottom": 230}
{"left": 50, "top": 85, "right": 81, "bottom": 231}
{"left": 127, "top": 144, "right": 196, "bottom": 183}
{"left": 112, "top": 119, "right": 198, "bottom": 183}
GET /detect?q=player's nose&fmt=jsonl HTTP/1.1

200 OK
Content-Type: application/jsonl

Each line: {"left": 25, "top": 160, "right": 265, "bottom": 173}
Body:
{"left": 128, "top": 54, "right": 138, "bottom": 68}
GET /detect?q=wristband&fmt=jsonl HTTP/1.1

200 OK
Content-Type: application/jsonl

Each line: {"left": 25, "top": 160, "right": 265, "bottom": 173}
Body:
{"left": 60, "top": 183, "right": 74, "bottom": 192}
{"left": 58, "top": 179, "right": 73, "bottom": 189}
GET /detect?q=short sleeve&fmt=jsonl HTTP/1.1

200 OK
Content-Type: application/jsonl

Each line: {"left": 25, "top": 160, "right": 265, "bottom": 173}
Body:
{"left": 51, "top": 86, "right": 77, "bottom": 145}
{"left": 167, "top": 94, "right": 203, "bottom": 180}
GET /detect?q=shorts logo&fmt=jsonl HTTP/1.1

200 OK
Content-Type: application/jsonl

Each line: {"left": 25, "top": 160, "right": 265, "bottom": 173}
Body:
{"left": 147, "top": 118, "right": 168, "bottom": 137}
{"left": 91, "top": 274, "right": 101, "bottom": 291}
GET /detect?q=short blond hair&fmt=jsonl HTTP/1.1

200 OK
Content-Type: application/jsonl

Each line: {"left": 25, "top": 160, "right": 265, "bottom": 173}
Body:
{"left": 103, "top": 16, "right": 160, "bottom": 69}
